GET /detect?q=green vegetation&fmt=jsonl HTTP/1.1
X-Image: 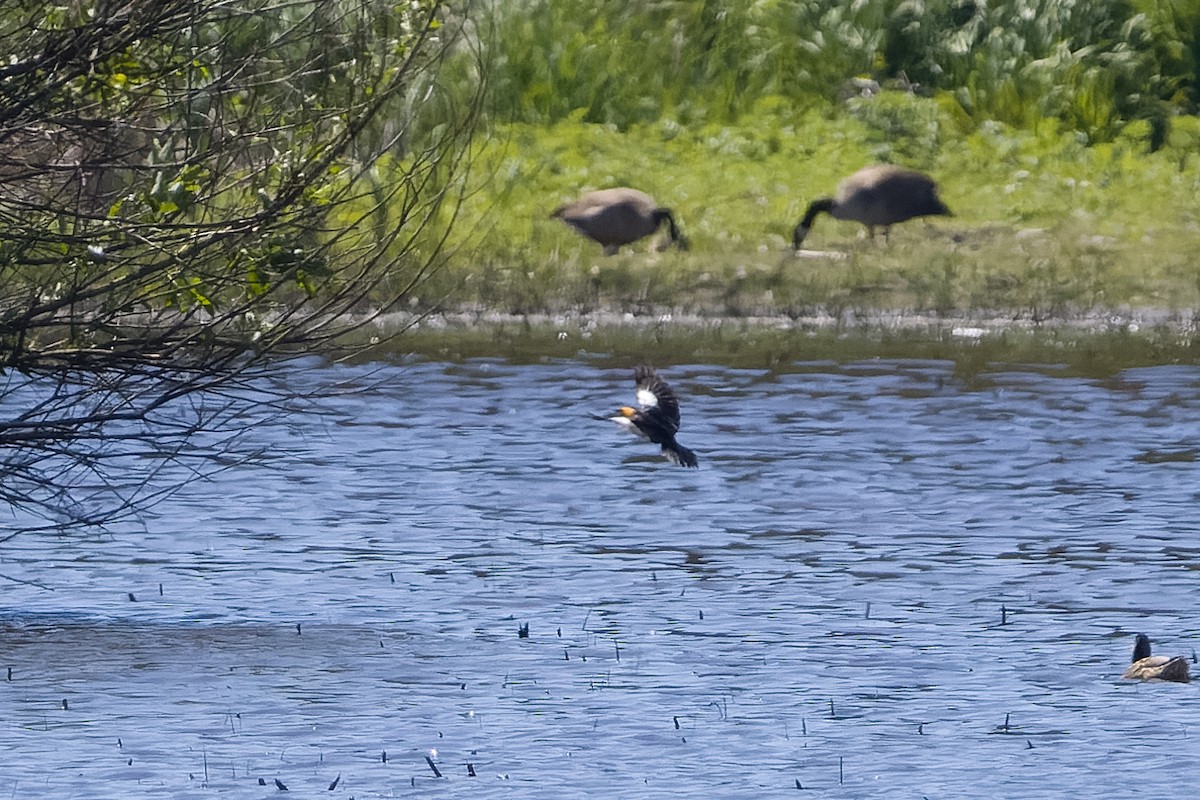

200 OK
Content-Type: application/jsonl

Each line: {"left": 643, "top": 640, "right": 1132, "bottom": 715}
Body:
{"left": 12, "top": 0, "right": 1195, "bottom": 334}
{"left": 408, "top": 102, "right": 1200, "bottom": 325}
{"left": 478, "top": 0, "right": 1191, "bottom": 137}
{"left": 379, "top": 0, "right": 1200, "bottom": 328}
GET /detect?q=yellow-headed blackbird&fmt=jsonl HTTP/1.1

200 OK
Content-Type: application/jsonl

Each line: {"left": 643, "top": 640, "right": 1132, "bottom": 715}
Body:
{"left": 595, "top": 365, "right": 698, "bottom": 467}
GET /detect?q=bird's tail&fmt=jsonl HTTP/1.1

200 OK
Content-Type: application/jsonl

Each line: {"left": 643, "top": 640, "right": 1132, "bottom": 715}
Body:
{"left": 664, "top": 442, "right": 699, "bottom": 468}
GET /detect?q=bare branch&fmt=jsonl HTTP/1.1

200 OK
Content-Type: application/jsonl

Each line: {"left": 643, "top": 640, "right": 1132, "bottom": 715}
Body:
{"left": 0, "top": 0, "right": 483, "bottom": 534}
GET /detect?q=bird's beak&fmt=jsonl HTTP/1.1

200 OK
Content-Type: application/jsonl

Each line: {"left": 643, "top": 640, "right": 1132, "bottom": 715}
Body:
{"left": 591, "top": 407, "right": 636, "bottom": 421}
{"left": 792, "top": 224, "right": 809, "bottom": 251}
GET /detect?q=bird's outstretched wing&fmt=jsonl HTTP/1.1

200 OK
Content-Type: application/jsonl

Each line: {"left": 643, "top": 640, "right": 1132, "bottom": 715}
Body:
{"left": 633, "top": 365, "right": 681, "bottom": 431}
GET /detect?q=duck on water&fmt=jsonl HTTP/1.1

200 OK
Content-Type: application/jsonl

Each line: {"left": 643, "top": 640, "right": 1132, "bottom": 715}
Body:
{"left": 1122, "top": 633, "right": 1190, "bottom": 683}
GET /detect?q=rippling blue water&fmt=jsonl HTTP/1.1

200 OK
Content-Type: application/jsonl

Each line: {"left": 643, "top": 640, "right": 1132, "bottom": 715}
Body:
{"left": 2, "top": 356, "right": 1198, "bottom": 798}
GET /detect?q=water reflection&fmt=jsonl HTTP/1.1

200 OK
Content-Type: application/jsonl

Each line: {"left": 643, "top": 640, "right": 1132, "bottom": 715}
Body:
{"left": 1, "top": 357, "right": 1198, "bottom": 797}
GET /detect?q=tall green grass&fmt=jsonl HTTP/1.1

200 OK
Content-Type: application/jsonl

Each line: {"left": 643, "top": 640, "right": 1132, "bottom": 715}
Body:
{"left": 464, "top": 0, "right": 1200, "bottom": 145}
{"left": 479, "top": 1, "right": 893, "bottom": 127}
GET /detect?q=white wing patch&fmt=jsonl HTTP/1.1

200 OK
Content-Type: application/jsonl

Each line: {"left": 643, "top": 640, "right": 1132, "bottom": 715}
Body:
{"left": 636, "top": 387, "right": 658, "bottom": 408}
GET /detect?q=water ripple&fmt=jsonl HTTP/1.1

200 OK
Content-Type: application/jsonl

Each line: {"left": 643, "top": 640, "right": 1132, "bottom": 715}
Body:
{"left": 2, "top": 358, "right": 1199, "bottom": 797}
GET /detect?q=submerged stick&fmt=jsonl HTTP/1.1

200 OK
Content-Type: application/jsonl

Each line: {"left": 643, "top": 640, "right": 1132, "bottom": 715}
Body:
{"left": 425, "top": 755, "right": 443, "bottom": 778}
{"left": 989, "top": 712, "right": 1014, "bottom": 734}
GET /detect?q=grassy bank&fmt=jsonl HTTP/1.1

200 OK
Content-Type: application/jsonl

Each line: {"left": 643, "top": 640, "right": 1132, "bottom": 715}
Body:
{"left": 354, "top": 1, "right": 1200, "bottom": 347}
{"left": 401, "top": 98, "right": 1200, "bottom": 326}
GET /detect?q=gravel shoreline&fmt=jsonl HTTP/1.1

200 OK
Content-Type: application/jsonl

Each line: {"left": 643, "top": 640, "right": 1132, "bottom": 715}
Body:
{"left": 377, "top": 306, "right": 1199, "bottom": 339}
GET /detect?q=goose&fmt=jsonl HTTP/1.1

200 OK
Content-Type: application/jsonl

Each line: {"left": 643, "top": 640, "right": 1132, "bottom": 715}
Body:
{"left": 1122, "top": 633, "right": 1190, "bottom": 682}
{"left": 792, "top": 164, "right": 951, "bottom": 249}
{"left": 551, "top": 188, "right": 687, "bottom": 255}
{"left": 594, "top": 365, "right": 698, "bottom": 467}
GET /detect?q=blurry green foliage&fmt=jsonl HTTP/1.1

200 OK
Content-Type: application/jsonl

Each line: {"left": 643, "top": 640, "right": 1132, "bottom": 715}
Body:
{"left": 465, "top": 0, "right": 1200, "bottom": 145}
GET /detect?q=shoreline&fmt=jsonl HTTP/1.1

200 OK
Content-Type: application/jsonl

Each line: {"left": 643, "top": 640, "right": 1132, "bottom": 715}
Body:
{"left": 380, "top": 305, "right": 1198, "bottom": 338}
{"left": 359, "top": 306, "right": 1200, "bottom": 373}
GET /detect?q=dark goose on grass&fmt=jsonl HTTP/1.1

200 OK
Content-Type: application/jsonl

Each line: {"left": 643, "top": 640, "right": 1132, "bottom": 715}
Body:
{"left": 552, "top": 188, "right": 688, "bottom": 255}
{"left": 792, "top": 164, "right": 951, "bottom": 250}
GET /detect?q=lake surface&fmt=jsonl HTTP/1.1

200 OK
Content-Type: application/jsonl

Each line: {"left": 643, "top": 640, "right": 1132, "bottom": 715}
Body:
{"left": 2, "top": 354, "right": 1199, "bottom": 798}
